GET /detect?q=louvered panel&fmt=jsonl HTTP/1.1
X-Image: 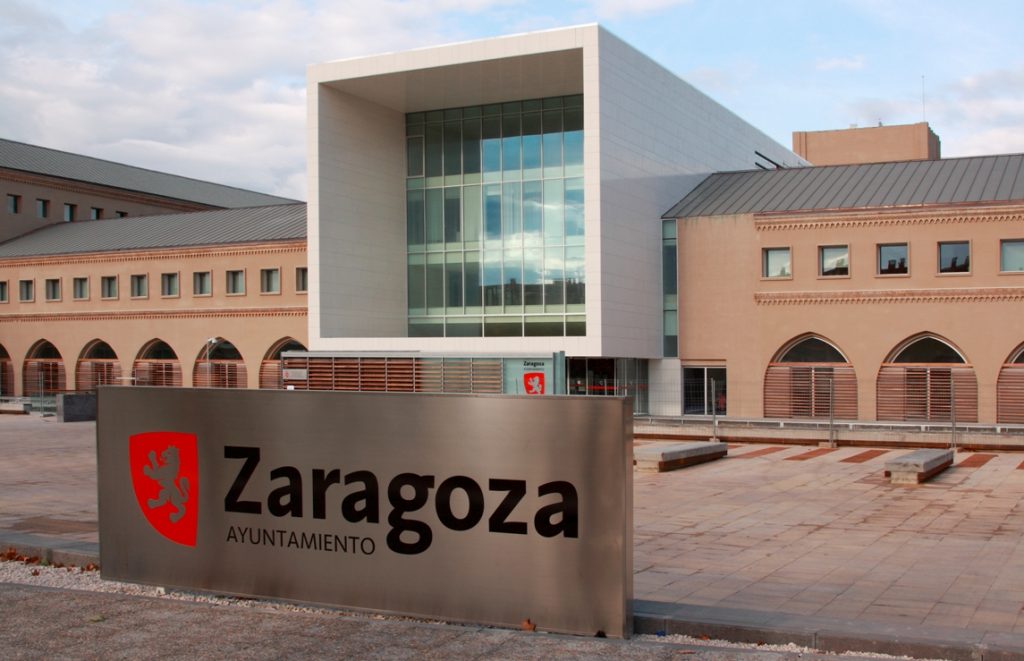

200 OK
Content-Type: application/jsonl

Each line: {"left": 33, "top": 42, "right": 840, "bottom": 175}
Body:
{"left": 259, "top": 360, "right": 282, "bottom": 389}
{"left": 76, "top": 360, "right": 121, "bottom": 391}
{"left": 764, "top": 364, "right": 857, "bottom": 419}
{"left": 281, "top": 356, "right": 308, "bottom": 390}
{"left": 23, "top": 360, "right": 66, "bottom": 396}
{"left": 442, "top": 358, "right": 472, "bottom": 393}
{"left": 133, "top": 360, "right": 183, "bottom": 387}
{"left": 0, "top": 360, "right": 13, "bottom": 396}
{"left": 877, "top": 365, "right": 977, "bottom": 422}
{"left": 306, "top": 357, "right": 334, "bottom": 391}
{"left": 359, "top": 358, "right": 388, "bottom": 392}
{"left": 470, "top": 358, "right": 502, "bottom": 394}
{"left": 414, "top": 358, "right": 443, "bottom": 393}
{"left": 997, "top": 366, "right": 1024, "bottom": 424}
{"left": 333, "top": 358, "right": 360, "bottom": 391}
{"left": 385, "top": 358, "right": 415, "bottom": 392}
{"left": 76, "top": 361, "right": 94, "bottom": 392}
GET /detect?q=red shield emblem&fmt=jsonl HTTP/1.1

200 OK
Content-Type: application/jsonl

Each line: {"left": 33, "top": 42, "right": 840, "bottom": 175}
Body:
{"left": 523, "top": 372, "right": 545, "bottom": 395}
{"left": 129, "top": 431, "right": 198, "bottom": 547}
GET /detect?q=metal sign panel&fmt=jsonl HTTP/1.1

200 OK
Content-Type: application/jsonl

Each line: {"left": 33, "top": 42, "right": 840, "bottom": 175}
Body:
{"left": 97, "top": 388, "right": 633, "bottom": 637}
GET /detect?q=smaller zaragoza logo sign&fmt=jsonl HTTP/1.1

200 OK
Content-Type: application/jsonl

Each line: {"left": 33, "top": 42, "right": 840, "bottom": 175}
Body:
{"left": 129, "top": 431, "right": 198, "bottom": 547}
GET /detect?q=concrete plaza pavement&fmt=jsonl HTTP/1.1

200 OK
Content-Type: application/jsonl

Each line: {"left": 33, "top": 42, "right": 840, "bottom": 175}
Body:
{"left": 3, "top": 415, "right": 1024, "bottom": 658}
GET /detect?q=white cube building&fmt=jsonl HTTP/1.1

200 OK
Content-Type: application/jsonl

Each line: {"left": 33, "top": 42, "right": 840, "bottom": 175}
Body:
{"left": 302, "top": 24, "right": 803, "bottom": 414}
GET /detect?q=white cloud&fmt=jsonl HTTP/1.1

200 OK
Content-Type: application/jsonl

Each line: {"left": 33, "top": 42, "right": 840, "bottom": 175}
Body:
{"left": 0, "top": 0, "right": 516, "bottom": 199}
{"left": 815, "top": 55, "right": 865, "bottom": 72}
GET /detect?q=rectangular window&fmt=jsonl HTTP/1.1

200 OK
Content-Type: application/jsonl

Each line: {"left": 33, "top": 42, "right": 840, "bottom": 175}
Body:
{"left": 878, "top": 243, "right": 908, "bottom": 275}
{"left": 19, "top": 280, "right": 34, "bottom": 302}
{"left": 295, "top": 267, "right": 308, "bottom": 293}
{"left": 36, "top": 199, "right": 49, "bottom": 218}
{"left": 101, "top": 276, "right": 118, "bottom": 299}
{"left": 90, "top": 207, "right": 103, "bottom": 220}
{"left": 682, "top": 367, "right": 727, "bottom": 416}
{"left": 193, "top": 271, "right": 211, "bottom": 296}
{"left": 1000, "top": 239, "right": 1024, "bottom": 272}
{"left": 63, "top": 203, "right": 76, "bottom": 222}
{"left": 161, "top": 272, "right": 179, "bottom": 297}
{"left": 73, "top": 277, "right": 88, "bottom": 300}
{"left": 260, "top": 268, "right": 280, "bottom": 294}
{"left": 0, "top": 281, "right": 7, "bottom": 303}
{"left": 819, "top": 245, "right": 849, "bottom": 277}
{"left": 226, "top": 270, "right": 245, "bottom": 294}
{"left": 762, "top": 247, "right": 791, "bottom": 278}
{"left": 115, "top": 211, "right": 128, "bottom": 218}
{"left": 938, "top": 241, "right": 970, "bottom": 273}
{"left": 130, "top": 274, "right": 148, "bottom": 298}
{"left": 6, "top": 194, "right": 20, "bottom": 214}
{"left": 45, "top": 278, "right": 61, "bottom": 301}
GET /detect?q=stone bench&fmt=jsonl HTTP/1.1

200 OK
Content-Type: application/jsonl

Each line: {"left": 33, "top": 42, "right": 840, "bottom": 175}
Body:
{"left": 0, "top": 402, "right": 31, "bottom": 414}
{"left": 884, "top": 449, "right": 954, "bottom": 484}
{"left": 634, "top": 441, "right": 727, "bottom": 472}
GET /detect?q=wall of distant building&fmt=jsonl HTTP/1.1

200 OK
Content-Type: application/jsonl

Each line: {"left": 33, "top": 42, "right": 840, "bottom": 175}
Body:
{"left": 792, "top": 122, "right": 940, "bottom": 166}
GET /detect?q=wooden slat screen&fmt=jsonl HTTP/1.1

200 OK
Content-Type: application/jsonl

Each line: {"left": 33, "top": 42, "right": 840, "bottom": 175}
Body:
{"left": 876, "top": 365, "right": 977, "bottom": 423}
{"left": 764, "top": 364, "right": 857, "bottom": 419}
{"left": 23, "top": 360, "right": 66, "bottom": 396}
{"left": 0, "top": 359, "right": 14, "bottom": 396}
{"left": 997, "top": 365, "right": 1024, "bottom": 424}
{"left": 284, "top": 356, "right": 508, "bottom": 395}
{"left": 259, "top": 360, "right": 282, "bottom": 389}
{"left": 193, "top": 361, "right": 247, "bottom": 389}
{"left": 469, "top": 358, "right": 503, "bottom": 393}
{"left": 133, "top": 360, "right": 183, "bottom": 387}
{"left": 75, "top": 360, "right": 122, "bottom": 391}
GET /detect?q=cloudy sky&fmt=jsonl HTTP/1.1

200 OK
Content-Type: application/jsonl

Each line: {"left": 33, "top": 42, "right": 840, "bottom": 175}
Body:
{"left": 2, "top": 0, "right": 1022, "bottom": 200}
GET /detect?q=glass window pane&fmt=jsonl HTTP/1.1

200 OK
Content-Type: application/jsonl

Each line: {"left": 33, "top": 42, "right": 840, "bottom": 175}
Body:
{"left": 878, "top": 243, "right": 908, "bottom": 274}
{"left": 443, "top": 121, "right": 461, "bottom": 176}
{"left": 763, "top": 248, "right": 790, "bottom": 277}
{"left": 426, "top": 260, "right": 444, "bottom": 309}
{"left": 483, "top": 250, "right": 502, "bottom": 306}
{"left": 462, "top": 119, "right": 481, "bottom": 175}
{"left": 406, "top": 190, "right": 425, "bottom": 246}
{"left": 425, "top": 188, "right": 444, "bottom": 245}
{"left": 525, "top": 316, "right": 563, "bottom": 336}
{"left": 543, "top": 179, "right": 564, "bottom": 243}
{"left": 445, "top": 259, "right": 463, "bottom": 308}
{"left": 523, "top": 248, "right": 543, "bottom": 306}
{"left": 462, "top": 185, "right": 481, "bottom": 244}
{"left": 819, "top": 245, "right": 849, "bottom": 276}
{"left": 542, "top": 110, "right": 562, "bottom": 175}
{"left": 446, "top": 318, "right": 482, "bottom": 337}
{"left": 501, "top": 114, "right": 521, "bottom": 173}
{"left": 544, "top": 246, "right": 564, "bottom": 306}
{"left": 522, "top": 180, "right": 542, "bottom": 245}
{"left": 409, "top": 319, "right": 443, "bottom": 337}
{"left": 564, "top": 177, "right": 584, "bottom": 241}
{"left": 502, "top": 182, "right": 521, "bottom": 243}
{"left": 444, "top": 187, "right": 461, "bottom": 243}
{"left": 464, "top": 252, "right": 482, "bottom": 307}
{"left": 484, "top": 316, "right": 522, "bottom": 337}
{"left": 1001, "top": 240, "right": 1024, "bottom": 272}
{"left": 683, "top": 368, "right": 706, "bottom": 415}
{"left": 503, "top": 248, "right": 522, "bottom": 307}
{"left": 424, "top": 123, "right": 443, "bottom": 178}
{"left": 522, "top": 113, "right": 542, "bottom": 178}
{"left": 663, "top": 241, "right": 677, "bottom": 296}
{"left": 484, "top": 184, "right": 502, "bottom": 241}
{"left": 407, "top": 260, "right": 425, "bottom": 312}
{"left": 563, "top": 107, "right": 583, "bottom": 176}
{"left": 939, "top": 241, "right": 970, "bottom": 273}
{"left": 565, "top": 246, "right": 585, "bottom": 305}
{"left": 482, "top": 117, "right": 501, "bottom": 174}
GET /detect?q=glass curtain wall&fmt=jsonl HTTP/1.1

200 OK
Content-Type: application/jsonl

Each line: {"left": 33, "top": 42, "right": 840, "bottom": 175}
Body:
{"left": 406, "top": 95, "right": 584, "bottom": 337}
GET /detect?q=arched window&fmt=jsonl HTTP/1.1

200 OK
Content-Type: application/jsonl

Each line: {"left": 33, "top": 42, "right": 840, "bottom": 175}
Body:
{"left": 193, "top": 338, "right": 247, "bottom": 388}
{"left": 877, "top": 334, "right": 976, "bottom": 423}
{"left": 0, "top": 344, "right": 12, "bottom": 397}
{"left": 997, "top": 343, "right": 1024, "bottom": 424}
{"left": 76, "top": 340, "right": 122, "bottom": 391}
{"left": 24, "top": 340, "right": 66, "bottom": 396}
{"left": 260, "top": 338, "right": 306, "bottom": 389}
{"left": 133, "top": 339, "right": 182, "bottom": 387}
{"left": 764, "top": 335, "right": 857, "bottom": 419}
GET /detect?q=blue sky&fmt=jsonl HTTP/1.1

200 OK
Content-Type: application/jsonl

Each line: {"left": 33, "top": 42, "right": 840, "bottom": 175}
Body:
{"left": 2, "top": 0, "right": 1022, "bottom": 199}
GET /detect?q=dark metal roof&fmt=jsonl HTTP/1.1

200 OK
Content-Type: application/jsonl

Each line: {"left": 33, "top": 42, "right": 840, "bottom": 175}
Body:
{"left": 0, "top": 204, "right": 306, "bottom": 258}
{"left": 0, "top": 138, "right": 299, "bottom": 208}
{"left": 664, "top": 154, "right": 1024, "bottom": 218}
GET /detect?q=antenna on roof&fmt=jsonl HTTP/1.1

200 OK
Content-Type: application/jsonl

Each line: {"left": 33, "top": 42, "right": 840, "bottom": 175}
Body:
{"left": 921, "top": 75, "right": 927, "bottom": 122}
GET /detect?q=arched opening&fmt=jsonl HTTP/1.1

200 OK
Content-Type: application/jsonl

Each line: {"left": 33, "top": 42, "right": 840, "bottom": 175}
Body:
{"left": 193, "top": 338, "right": 247, "bottom": 389}
{"left": 0, "top": 344, "right": 13, "bottom": 397}
{"left": 76, "top": 340, "right": 122, "bottom": 391}
{"left": 764, "top": 335, "right": 857, "bottom": 419}
{"left": 877, "top": 334, "right": 977, "bottom": 422}
{"left": 133, "top": 339, "right": 182, "bottom": 387}
{"left": 23, "top": 340, "right": 66, "bottom": 396}
{"left": 260, "top": 338, "right": 306, "bottom": 389}
{"left": 997, "top": 343, "right": 1024, "bottom": 424}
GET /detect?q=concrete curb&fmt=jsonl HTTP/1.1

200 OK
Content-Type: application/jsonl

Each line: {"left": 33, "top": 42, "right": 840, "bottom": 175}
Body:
{"left": 0, "top": 534, "right": 100, "bottom": 568}
{"left": 635, "top": 599, "right": 1024, "bottom": 660}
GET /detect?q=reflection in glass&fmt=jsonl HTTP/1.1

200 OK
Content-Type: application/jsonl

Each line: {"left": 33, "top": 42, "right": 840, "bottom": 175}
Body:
{"left": 878, "top": 243, "right": 908, "bottom": 274}
{"left": 939, "top": 242, "right": 970, "bottom": 273}
{"left": 763, "top": 248, "right": 790, "bottom": 278}
{"left": 820, "top": 246, "right": 849, "bottom": 277}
